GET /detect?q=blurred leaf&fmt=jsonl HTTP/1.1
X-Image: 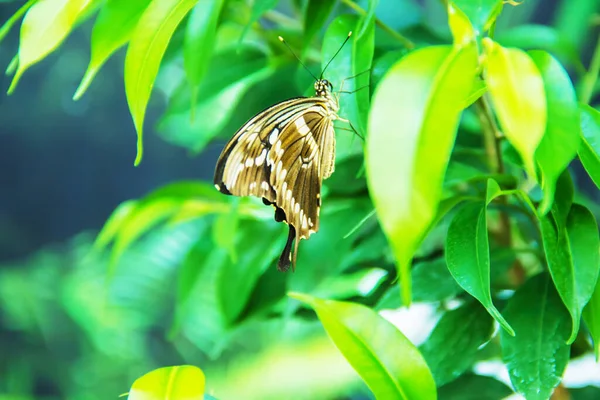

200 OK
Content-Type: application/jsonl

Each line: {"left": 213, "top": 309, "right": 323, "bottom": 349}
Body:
{"left": 529, "top": 50, "right": 579, "bottom": 214}
{"left": 303, "top": 0, "right": 336, "bottom": 53}
{"left": 438, "top": 373, "right": 513, "bottom": 400}
{"left": 322, "top": 14, "right": 374, "bottom": 156}
{"left": 500, "top": 273, "right": 570, "bottom": 400}
{"left": 93, "top": 200, "right": 138, "bottom": 252}
{"left": 212, "top": 199, "right": 239, "bottom": 263}
{"left": 461, "top": 79, "right": 487, "bottom": 108}
{"left": 241, "top": 0, "right": 278, "bottom": 41}
{"left": 447, "top": 1, "right": 475, "bottom": 46}
{"left": 7, "top": 0, "right": 90, "bottom": 94}
{"left": 128, "top": 365, "right": 205, "bottom": 400}
{"left": 571, "top": 386, "right": 600, "bottom": 400}
{"left": 482, "top": 38, "right": 546, "bottom": 180}
{"left": 290, "top": 294, "right": 437, "bottom": 399}
{"left": 0, "top": 0, "right": 37, "bottom": 44}
{"left": 496, "top": 25, "right": 584, "bottom": 73}
{"left": 371, "top": 49, "right": 408, "bottom": 89}
{"left": 74, "top": 0, "right": 151, "bottom": 100}
{"left": 366, "top": 44, "right": 478, "bottom": 305}
{"left": 158, "top": 61, "right": 273, "bottom": 152}
{"left": 377, "top": 258, "right": 464, "bottom": 309}
{"left": 312, "top": 268, "right": 387, "bottom": 300}
{"left": 554, "top": 0, "right": 600, "bottom": 51}
{"left": 446, "top": 200, "right": 514, "bottom": 335}
{"left": 420, "top": 302, "right": 494, "bottom": 386}
{"left": 579, "top": 104, "right": 600, "bottom": 190}
{"left": 540, "top": 204, "right": 599, "bottom": 343}
{"left": 124, "top": 0, "right": 198, "bottom": 166}
{"left": 184, "top": 0, "right": 224, "bottom": 118}
{"left": 451, "top": 0, "right": 502, "bottom": 33}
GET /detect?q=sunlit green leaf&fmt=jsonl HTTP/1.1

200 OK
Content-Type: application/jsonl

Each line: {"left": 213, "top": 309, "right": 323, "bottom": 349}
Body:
{"left": 501, "top": 273, "right": 570, "bottom": 400}
{"left": 290, "top": 293, "right": 437, "bottom": 400}
{"left": 183, "top": 0, "right": 224, "bottom": 118}
{"left": 93, "top": 200, "right": 138, "bottom": 252}
{"left": 446, "top": 201, "right": 514, "bottom": 335}
{"left": 482, "top": 38, "right": 546, "bottom": 180}
{"left": 579, "top": 104, "right": 600, "bottom": 189}
{"left": 7, "top": 0, "right": 90, "bottom": 94}
{"left": 0, "top": 0, "right": 37, "bottom": 44}
{"left": 421, "top": 302, "right": 494, "bottom": 386}
{"left": 128, "top": 365, "right": 205, "bottom": 400}
{"left": 528, "top": 50, "right": 579, "bottom": 214}
{"left": 74, "top": 0, "right": 151, "bottom": 100}
{"left": 124, "top": 0, "right": 198, "bottom": 166}
{"left": 367, "top": 44, "right": 478, "bottom": 305}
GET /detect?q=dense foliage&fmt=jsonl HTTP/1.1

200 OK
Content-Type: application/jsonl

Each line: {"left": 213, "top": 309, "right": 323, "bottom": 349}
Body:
{"left": 1, "top": 0, "right": 600, "bottom": 399}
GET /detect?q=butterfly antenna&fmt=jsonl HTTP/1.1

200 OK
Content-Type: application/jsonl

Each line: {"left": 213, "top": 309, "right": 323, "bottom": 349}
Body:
{"left": 320, "top": 31, "right": 353, "bottom": 79}
{"left": 278, "top": 36, "right": 318, "bottom": 81}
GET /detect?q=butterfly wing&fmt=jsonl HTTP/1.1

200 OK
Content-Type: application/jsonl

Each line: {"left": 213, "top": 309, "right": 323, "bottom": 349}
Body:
{"left": 214, "top": 97, "right": 320, "bottom": 202}
{"left": 213, "top": 97, "right": 337, "bottom": 271}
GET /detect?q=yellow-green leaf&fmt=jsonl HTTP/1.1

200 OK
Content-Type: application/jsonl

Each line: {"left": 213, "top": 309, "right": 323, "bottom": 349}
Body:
{"left": 128, "top": 365, "right": 205, "bottom": 400}
{"left": 124, "top": 0, "right": 198, "bottom": 166}
{"left": 579, "top": 104, "right": 600, "bottom": 190}
{"left": 0, "top": 0, "right": 37, "bottom": 45}
{"left": 448, "top": 1, "right": 476, "bottom": 46}
{"left": 7, "top": 0, "right": 90, "bottom": 94}
{"left": 366, "top": 44, "right": 478, "bottom": 305}
{"left": 290, "top": 293, "right": 437, "bottom": 400}
{"left": 482, "top": 38, "right": 546, "bottom": 180}
{"left": 74, "top": 0, "right": 151, "bottom": 100}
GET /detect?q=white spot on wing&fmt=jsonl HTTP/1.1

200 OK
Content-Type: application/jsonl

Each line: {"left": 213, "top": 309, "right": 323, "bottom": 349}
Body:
{"left": 245, "top": 158, "right": 253, "bottom": 167}
{"left": 255, "top": 149, "right": 267, "bottom": 165}
{"left": 294, "top": 117, "right": 310, "bottom": 135}
{"left": 269, "top": 128, "right": 279, "bottom": 145}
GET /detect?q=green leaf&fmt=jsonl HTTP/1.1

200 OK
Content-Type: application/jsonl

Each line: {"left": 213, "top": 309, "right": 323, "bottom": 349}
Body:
{"left": 158, "top": 47, "right": 273, "bottom": 152}
{"left": 583, "top": 255, "right": 600, "bottom": 360}
{"left": 482, "top": 38, "right": 546, "bottom": 180}
{"left": 0, "top": 0, "right": 37, "bottom": 45}
{"left": 73, "top": 0, "right": 151, "bottom": 100}
{"left": 124, "top": 0, "right": 198, "bottom": 166}
{"left": 366, "top": 44, "right": 479, "bottom": 305}
{"left": 377, "top": 258, "right": 463, "bottom": 309}
{"left": 540, "top": 204, "right": 600, "bottom": 343}
{"left": 501, "top": 273, "right": 571, "bottom": 400}
{"left": 303, "top": 0, "right": 336, "bottom": 52}
{"left": 451, "top": 0, "right": 503, "bottom": 33}
{"left": 579, "top": 104, "right": 600, "bottom": 189}
{"left": 7, "top": 0, "right": 90, "bottom": 94}
{"left": 420, "top": 302, "right": 494, "bottom": 386}
{"left": 322, "top": 13, "right": 374, "bottom": 151}
{"left": 128, "top": 365, "right": 205, "bottom": 399}
{"left": 438, "top": 373, "right": 513, "bottom": 400}
{"left": 446, "top": 201, "right": 514, "bottom": 335}
{"left": 289, "top": 293, "right": 437, "bottom": 400}
{"left": 528, "top": 50, "right": 579, "bottom": 214}
{"left": 183, "top": 0, "right": 224, "bottom": 118}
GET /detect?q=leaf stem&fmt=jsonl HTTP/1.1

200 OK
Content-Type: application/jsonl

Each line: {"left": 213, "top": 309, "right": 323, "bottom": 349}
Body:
{"left": 579, "top": 32, "right": 600, "bottom": 104}
{"left": 475, "top": 95, "right": 504, "bottom": 174}
{"left": 340, "top": 0, "right": 415, "bottom": 49}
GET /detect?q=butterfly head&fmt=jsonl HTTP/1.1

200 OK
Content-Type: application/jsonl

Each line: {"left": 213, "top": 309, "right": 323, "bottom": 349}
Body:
{"left": 314, "top": 79, "right": 333, "bottom": 97}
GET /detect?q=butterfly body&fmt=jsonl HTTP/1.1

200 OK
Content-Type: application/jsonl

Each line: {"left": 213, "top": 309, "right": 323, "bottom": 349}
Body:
{"left": 214, "top": 79, "right": 339, "bottom": 271}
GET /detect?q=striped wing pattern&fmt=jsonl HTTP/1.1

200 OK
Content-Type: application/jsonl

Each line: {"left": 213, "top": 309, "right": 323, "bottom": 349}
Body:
{"left": 214, "top": 94, "right": 337, "bottom": 271}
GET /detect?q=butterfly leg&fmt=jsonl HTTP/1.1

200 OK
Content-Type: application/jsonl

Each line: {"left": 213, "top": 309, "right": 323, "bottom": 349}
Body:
{"left": 336, "top": 118, "right": 364, "bottom": 141}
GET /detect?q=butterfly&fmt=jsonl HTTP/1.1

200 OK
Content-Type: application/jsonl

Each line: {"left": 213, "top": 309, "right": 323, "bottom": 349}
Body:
{"left": 213, "top": 33, "right": 354, "bottom": 272}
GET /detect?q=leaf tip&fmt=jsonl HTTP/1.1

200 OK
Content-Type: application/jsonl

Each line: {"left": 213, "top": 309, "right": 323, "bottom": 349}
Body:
{"left": 6, "top": 68, "right": 22, "bottom": 95}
